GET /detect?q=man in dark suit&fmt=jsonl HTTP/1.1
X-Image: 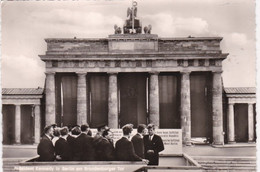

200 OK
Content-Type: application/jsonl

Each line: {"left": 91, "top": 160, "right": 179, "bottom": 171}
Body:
{"left": 74, "top": 124, "right": 96, "bottom": 161}
{"left": 115, "top": 124, "right": 149, "bottom": 163}
{"left": 96, "top": 130, "right": 115, "bottom": 161}
{"left": 55, "top": 127, "right": 71, "bottom": 161}
{"left": 37, "top": 125, "right": 55, "bottom": 161}
{"left": 67, "top": 126, "right": 81, "bottom": 161}
{"left": 131, "top": 124, "right": 147, "bottom": 158}
{"left": 143, "top": 124, "right": 164, "bottom": 165}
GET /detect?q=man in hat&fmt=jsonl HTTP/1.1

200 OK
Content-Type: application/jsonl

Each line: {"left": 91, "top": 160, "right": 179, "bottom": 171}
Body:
{"left": 37, "top": 125, "right": 55, "bottom": 161}
{"left": 143, "top": 124, "right": 164, "bottom": 165}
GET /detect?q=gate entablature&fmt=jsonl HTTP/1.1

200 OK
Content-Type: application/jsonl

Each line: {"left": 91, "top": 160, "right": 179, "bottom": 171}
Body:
{"left": 40, "top": 36, "right": 228, "bottom": 74}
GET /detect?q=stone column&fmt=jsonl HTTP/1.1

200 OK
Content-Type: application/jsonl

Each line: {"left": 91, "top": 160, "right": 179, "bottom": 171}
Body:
{"left": 108, "top": 73, "right": 118, "bottom": 128}
{"left": 149, "top": 72, "right": 160, "bottom": 127}
{"left": 34, "top": 105, "right": 41, "bottom": 144}
{"left": 227, "top": 103, "right": 235, "bottom": 143}
{"left": 180, "top": 72, "right": 191, "bottom": 145}
{"left": 15, "top": 104, "right": 21, "bottom": 144}
{"left": 248, "top": 103, "right": 254, "bottom": 142}
{"left": 45, "top": 72, "right": 56, "bottom": 126}
{"left": 77, "top": 72, "right": 87, "bottom": 125}
{"left": 212, "top": 71, "right": 224, "bottom": 145}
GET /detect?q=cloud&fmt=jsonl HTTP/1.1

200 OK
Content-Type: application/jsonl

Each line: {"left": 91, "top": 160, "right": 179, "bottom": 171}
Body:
{"left": 30, "top": 9, "right": 124, "bottom": 37}
{"left": 221, "top": 32, "right": 256, "bottom": 87}
{"left": 174, "top": 17, "right": 209, "bottom": 35}
{"left": 2, "top": 55, "right": 45, "bottom": 88}
{"left": 143, "top": 13, "right": 209, "bottom": 36}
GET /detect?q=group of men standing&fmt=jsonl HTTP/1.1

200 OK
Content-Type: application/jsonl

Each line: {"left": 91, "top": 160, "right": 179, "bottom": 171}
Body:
{"left": 37, "top": 123, "right": 164, "bottom": 166}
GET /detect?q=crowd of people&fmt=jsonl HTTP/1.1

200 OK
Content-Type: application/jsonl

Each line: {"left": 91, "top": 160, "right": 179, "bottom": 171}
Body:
{"left": 37, "top": 123, "right": 164, "bottom": 165}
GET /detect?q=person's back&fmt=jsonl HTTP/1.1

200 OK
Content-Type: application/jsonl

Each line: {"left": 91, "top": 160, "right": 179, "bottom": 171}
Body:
{"left": 96, "top": 138, "right": 115, "bottom": 161}
{"left": 131, "top": 124, "right": 146, "bottom": 158}
{"left": 96, "top": 130, "right": 115, "bottom": 161}
{"left": 74, "top": 124, "right": 96, "bottom": 161}
{"left": 55, "top": 127, "right": 71, "bottom": 161}
{"left": 68, "top": 126, "right": 81, "bottom": 161}
{"left": 131, "top": 134, "right": 144, "bottom": 158}
{"left": 75, "top": 132, "right": 95, "bottom": 160}
{"left": 37, "top": 126, "right": 55, "bottom": 161}
{"left": 115, "top": 125, "right": 142, "bottom": 161}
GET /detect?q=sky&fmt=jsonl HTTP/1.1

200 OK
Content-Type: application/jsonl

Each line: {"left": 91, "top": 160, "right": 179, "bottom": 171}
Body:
{"left": 1, "top": 0, "right": 257, "bottom": 88}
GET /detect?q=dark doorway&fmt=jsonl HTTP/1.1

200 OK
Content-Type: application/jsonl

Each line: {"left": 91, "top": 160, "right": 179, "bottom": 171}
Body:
{"left": 190, "top": 72, "right": 212, "bottom": 139}
{"left": 234, "top": 104, "right": 248, "bottom": 142}
{"left": 21, "top": 105, "right": 34, "bottom": 144}
{"left": 88, "top": 73, "right": 108, "bottom": 128}
{"left": 159, "top": 73, "right": 180, "bottom": 128}
{"left": 119, "top": 73, "right": 147, "bottom": 128}
{"left": 2, "top": 105, "right": 15, "bottom": 144}
{"left": 55, "top": 73, "right": 78, "bottom": 127}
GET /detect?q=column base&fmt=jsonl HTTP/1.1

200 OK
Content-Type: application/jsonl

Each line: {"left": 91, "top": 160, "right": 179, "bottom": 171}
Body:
{"left": 182, "top": 141, "right": 192, "bottom": 146}
{"left": 227, "top": 141, "right": 236, "bottom": 144}
{"left": 248, "top": 140, "right": 255, "bottom": 143}
{"left": 14, "top": 143, "right": 21, "bottom": 145}
{"left": 212, "top": 142, "right": 224, "bottom": 146}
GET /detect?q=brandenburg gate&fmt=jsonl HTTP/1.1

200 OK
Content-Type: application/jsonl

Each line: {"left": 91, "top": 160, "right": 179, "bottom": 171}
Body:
{"left": 39, "top": 3, "right": 228, "bottom": 145}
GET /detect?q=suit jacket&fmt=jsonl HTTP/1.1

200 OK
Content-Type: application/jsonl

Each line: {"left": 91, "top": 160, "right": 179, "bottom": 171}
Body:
{"left": 96, "top": 138, "right": 115, "bottom": 161}
{"left": 115, "top": 137, "right": 142, "bottom": 161}
{"left": 74, "top": 133, "right": 96, "bottom": 161}
{"left": 143, "top": 134, "right": 164, "bottom": 165}
{"left": 37, "top": 135, "right": 55, "bottom": 161}
{"left": 67, "top": 135, "right": 76, "bottom": 160}
{"left": 55, "top": 137, "right": 71, "bottom": 161}
{"left": 131, "top": 134, "right": 144, "bottom": 158}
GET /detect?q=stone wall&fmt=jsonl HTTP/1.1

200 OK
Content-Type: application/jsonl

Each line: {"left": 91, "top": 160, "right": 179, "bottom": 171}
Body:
{"left": 46, "top": 39, "right": 108, "bottom": 53}
{"left": 158, "top": 38, "right": 221, "bottom": 53}
{"left": 45, "top": 36, "right": 223, "bottom": 55}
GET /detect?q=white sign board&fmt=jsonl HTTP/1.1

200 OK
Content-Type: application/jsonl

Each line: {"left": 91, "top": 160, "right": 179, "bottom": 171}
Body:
{"left": 91, "top": 129, "right": 182, "bottom": 155}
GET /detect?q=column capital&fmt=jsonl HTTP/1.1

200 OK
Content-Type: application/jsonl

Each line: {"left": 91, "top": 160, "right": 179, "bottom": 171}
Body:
{"left": 180, "top": 71, "right": 191, "bottom": 75}
{"left": 107, "top": 72, "right": 118, "bottom": 75}
{"left": 149, "top": 71, "right": 160, "bottom": 75}
{"left": 45, "top": 71, "right": 55, "bottom": 76}
{"left": 14, "top": 104, "right": 21, "bottom": 106}
{"left": 248, "top": 103, "right": 255, "bottom": 105}
{"left": 212, "top": 70, "right": 223, "bottom": 74}
{"left": 228, "top": 103, "right": 235, "bottom": 106}
{"left": 76, "top": 72, "right": 87, "bottom": 76}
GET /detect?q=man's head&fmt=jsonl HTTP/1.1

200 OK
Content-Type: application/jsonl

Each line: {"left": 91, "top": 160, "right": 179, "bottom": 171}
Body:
{"left": 60, "top": 127, "right": 69, "bottom": 136}
{"left": 122, "top": 124, "right": 133, "bottom": 137}
{"left": 137, "top": 124, "right": 146, "bottom": 135}
{"left": 126, "top": 123, "right": 134, "bottom": 132}
{"left": 44, "top": 125, "right": 54, "bottom": 137}
{"left": 147, "top": 124, "right": 155, "bottom": 136}
{"left": 51, "top": 123, "right": 57, "bottom": 129}
{"left": 81, "top": 124, "right": 90, "bottom": 133}
{"left": 97, "top": 124, "right": 110, "bottom": 133}
{"left": 71, "top": 126, "right": 81, "bottom": 135}
{"left": 102, "top": 130, "right": 113, "bottom": 140}
{"left": 53, "top": 128, "right": 61, "bottom": 137}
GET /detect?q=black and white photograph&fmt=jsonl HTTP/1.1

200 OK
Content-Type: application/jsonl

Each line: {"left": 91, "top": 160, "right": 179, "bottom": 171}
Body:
{"left": 1, "top": 0, "right": 258, "bottom": 171}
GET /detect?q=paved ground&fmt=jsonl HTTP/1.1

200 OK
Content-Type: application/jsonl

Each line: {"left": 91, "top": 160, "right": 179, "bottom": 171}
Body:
{"left": 2, "top": 144, "right": 256, "bottom": 158}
